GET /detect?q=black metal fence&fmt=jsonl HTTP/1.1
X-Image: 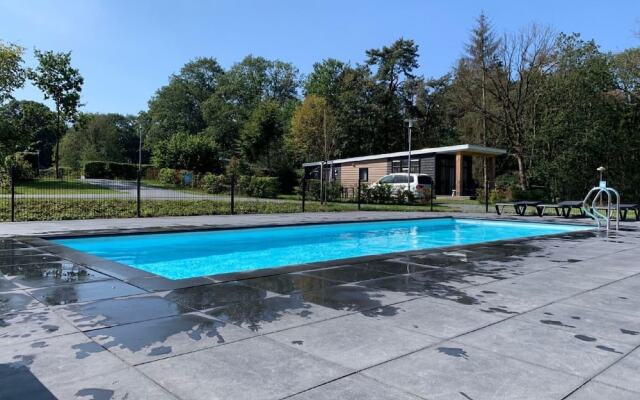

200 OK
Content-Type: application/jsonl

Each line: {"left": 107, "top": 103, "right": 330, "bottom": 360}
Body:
{"left": 1, "top": 167, "right": 439, "bottom": 222}
{"left": 299, "top": 177, "right": 435, "bottom": 213}
{"left": 1, "top": 166, "right": 296, "bottom": 222}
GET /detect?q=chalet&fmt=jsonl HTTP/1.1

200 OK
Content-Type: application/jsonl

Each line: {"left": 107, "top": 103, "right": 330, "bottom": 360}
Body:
{"left": 303, "top": 144, "right": 506, "bottom": 198}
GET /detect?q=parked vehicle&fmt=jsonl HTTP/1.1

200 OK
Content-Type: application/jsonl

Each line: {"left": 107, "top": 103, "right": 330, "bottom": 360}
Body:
{"left": 370, "top": 173, "right": 433, "bottom": 197}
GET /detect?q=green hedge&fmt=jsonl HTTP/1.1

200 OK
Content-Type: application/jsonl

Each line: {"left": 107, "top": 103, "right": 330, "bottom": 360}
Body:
{"left": 83, "top": 161, "right": 146, "bottom": 180}
{"left": 239, "top": 176, "right": 279, "bottom": 198}
{"left": 201, "top": 173, "right": 227, "bottom": 194}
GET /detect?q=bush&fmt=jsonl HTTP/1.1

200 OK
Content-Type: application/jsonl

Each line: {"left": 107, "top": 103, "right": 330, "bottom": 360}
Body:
{"left": 244, "top": 176, "right": 279, "bottom": 198}
{"left": 237, "top": 175, "right": 252, "bottom": 194}
{"left": 83, "top": 161, "right": 142, "bottom": 179}
{"left": 201, "top": 173, "right": 227, "bottom": 194}
{"left": 158, "top": 168, "right": 179, "bottom": 185}
{"left": 362, "top": 184, "right": 393, "bottom": 204}
{"left": 5, "top": 153, "right": 37, "bottom": 180}
{"left": 83, "top": 161, "right": 110, "bottom": 179}
{"left": 395, "top": 188, "right": 415, "bottom": 204}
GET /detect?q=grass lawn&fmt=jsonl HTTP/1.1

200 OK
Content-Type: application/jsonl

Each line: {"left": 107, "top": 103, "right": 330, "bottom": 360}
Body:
{"left": 3, "top": 179, "right": 119, "bottom": 194}
{"left": 0, "top": 198, "right": 449, "bottom": 221}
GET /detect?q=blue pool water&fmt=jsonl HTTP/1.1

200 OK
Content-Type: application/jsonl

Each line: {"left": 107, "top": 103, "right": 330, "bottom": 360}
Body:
{"left": 53, "top": 218, "right": 591, "bottom": 280}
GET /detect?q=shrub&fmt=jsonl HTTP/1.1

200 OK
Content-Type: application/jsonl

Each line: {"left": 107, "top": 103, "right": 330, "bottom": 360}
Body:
{"left": 362, "top": 184, "right": 393, "bottom": 204}
{"left": 201, "top": 173, "right": 227, "bottom": 194}
{"left": 245, "top": 176, "right": 279, "bottom": 198}
{"left": 83, "top": 161, "right": 110, "bottom": 179}
{"left": 237, "top": 175, "right": 252, "bottom": 194}
{"left": 395, "top": 188, "right": 415, "bottom": 204}
{"left": 5, "top": 153, "right": 37, "bottom": 180}
{"left": 158, "top": 168, "right": 179, "bottom": 185}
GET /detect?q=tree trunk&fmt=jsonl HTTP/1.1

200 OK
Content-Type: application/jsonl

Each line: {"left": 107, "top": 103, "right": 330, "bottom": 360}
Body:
{"left": 515, "top": 153, "right": 527, "bottom": 190}
{"left": 54, "top": 140, "right": 60, "bottom": 179}
{"left": 55, "top": 106, "right": 61, "bottom": 179}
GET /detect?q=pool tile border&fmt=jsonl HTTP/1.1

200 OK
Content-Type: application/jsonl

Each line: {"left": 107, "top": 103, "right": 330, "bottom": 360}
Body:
{"left": 14, "top": 216, "right": 600, "bottom": 292}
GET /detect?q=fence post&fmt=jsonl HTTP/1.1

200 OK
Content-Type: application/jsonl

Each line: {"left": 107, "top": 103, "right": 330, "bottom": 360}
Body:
{"left": 484, "top": 179, "right": 489, "bottom": 213}
{"left": 301, "top": 177, "right": 306, "bottom": 212}
{"left": 230, "top": 174, "right": 235, "bottom": 215}
{"left": 357, "top": 183, "right": 361, "bottom": 211}
{"left": 10, "top": 165, "right": 16, "bottom": 222}
{"left": 430, "top": 186, "right": 434, "bottom": 212}
{"left": 136, "top": 169, "right": 141, "bottom": 218}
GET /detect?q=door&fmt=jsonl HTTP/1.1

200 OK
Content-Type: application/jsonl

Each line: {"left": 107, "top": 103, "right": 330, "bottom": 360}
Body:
{"left": 436, "top": 156, "right": 455, "bottom": 195}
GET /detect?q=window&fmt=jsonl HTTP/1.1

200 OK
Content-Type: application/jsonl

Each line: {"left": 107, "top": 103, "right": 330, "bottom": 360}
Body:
{"left": 379, "top": 175, "right": 394, "bottom": 184}
{"left": 391, "top": 160, "right": 401, "bottom": 173}
{"left": 391, "top": 159, "right": 420, "bottom": 173}
{"left": 393, "top": 175, "right": 414, "bottom": 184}
{"left": 417, "top": 175, "right": 432, "bottom": 185}
{"left": 358, "top": 168, "right": 369, "bottom": 182}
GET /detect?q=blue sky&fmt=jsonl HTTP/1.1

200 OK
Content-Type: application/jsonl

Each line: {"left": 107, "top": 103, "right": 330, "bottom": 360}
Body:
{"left": 2, "top": 0, "right": 638, "bottom": 115}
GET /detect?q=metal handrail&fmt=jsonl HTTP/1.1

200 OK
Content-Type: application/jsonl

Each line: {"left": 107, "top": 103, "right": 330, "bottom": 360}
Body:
{"left": 581, "top": 186, "right": 620, "bottom": 230}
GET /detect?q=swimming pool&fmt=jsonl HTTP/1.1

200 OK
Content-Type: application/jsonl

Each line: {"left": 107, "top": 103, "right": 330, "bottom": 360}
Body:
{"left": 53, "top": 218, "right": 591, "bottom": 280}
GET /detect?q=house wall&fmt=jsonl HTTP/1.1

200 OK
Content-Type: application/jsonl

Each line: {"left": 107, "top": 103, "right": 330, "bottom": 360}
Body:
{"left": 339, "top": 159, "right": 390, "bottom": 188}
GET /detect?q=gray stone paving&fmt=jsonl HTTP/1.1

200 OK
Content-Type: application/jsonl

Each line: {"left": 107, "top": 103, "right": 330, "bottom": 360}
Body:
{"left": 0, "top": 212, "right": 639, "bottom": 399}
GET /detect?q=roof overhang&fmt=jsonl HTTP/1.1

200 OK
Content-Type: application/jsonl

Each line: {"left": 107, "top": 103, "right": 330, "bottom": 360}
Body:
{"left": 302, "top": 144, "right": 507, "bottom": 167}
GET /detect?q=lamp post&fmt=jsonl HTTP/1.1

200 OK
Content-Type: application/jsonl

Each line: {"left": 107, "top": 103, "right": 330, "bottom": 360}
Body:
{"left": 404, "top": 94, "right": 417, "bottom": 193}
{"left": 406, "top": 119, "right": 413, "bottom": 192}
{"left": 597, "top": 166, "right": 606, "bottom": 184}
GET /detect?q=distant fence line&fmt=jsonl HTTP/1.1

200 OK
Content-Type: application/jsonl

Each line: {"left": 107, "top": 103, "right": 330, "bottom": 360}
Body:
{"left": 0, "top": 167, "right": 436, "bottom": 222}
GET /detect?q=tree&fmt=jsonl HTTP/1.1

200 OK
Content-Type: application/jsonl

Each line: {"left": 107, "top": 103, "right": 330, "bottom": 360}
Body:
{"left": 452, "top": 13, "right": 501, "bottom": 192}
{"left": 0, "top": 40, "right": 26, "bottom": 104}
{"left": 152, "top": 132, "right": 221, "bottom": 173}
{"left": 203, "top": 56, "right": 299, "bottom": 156}
{"left": 146, "top": 57, "right": 224, "bottom": 145}
{"left": 529, "top": 34, "right": 630, "bottom": 199}
{"left": 59, "top": 113, "right": 140, "bottom": 170}
{"left": 239, "top": 100, "right": 286, "bottom": 169}
{"left": 29, "top": 50, "right": 83, "bottom": 178}
{"left": 366, "top": 38, "right": 419, "bottom": 94}
{"left": 289, "top": 95, "right": 340, "bottom": 163}
{"left": 365, "top": 39, "right": 421, "bottom": 152}
{"left": 0, "top": 100, "right": 56, "bottom": 164}
{"left": 304, "top": 59, "right": 346, "bottom": 104}
{"left": 484, "top": 25, "right": 556, "bottom": 188}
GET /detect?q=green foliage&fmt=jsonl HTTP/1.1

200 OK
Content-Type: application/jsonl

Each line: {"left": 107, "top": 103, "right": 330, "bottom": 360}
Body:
{"left": 0, "top": 100, "right": 56, "bottom": 163}
{"left": 60, "top": 113, "right": 141, "bottom": 170}
{"left": 201, "top": 173, "right": 227, "bottom": 194}
{"left": 362, "top": 184, "right": 393, "bottom": 203}
{"left": 29, "top": 49, "right": 83, "bottom": 177}
{"left": 83, "top": 161, "right": 140, "bottom": 179}
{"left": 158, "top": 168, "right": 181, "bottom": 185}
{"left": 0, "top": 40, "right": 26, "bottom": 103}
{"left": 305, "top": 179, "right": 342, "bottom": 201}
{"left": 234, "top": 175, "right": 249, "bottom": 193}
{"left": 152, "top": 132, "right": 221, "bottom": 173}
{"left": 239, "top": 100, "right": 286, "bottom": 167}
{"left": 247, "top": 176, "right": 279, "bottom": 198}
{"left": 146, "top": 58, "right": 223, "bottom": 145}
{"left": 4, "top": 153, "right": 36, "bottom": 179}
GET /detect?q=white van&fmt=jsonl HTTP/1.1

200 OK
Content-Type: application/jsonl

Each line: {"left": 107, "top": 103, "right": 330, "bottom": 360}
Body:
{"left": 371, "top": 173, "right": 433, "bottom": 197}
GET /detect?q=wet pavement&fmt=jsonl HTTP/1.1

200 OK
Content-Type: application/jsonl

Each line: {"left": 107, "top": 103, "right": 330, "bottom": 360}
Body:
{"left": 1, "top": 214, "right": 640, "bottom": 399}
